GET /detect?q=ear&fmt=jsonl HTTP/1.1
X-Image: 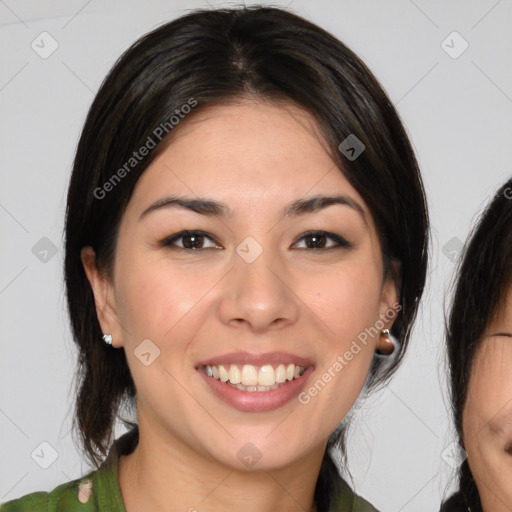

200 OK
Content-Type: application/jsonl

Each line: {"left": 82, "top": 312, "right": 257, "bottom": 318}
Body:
{"left": 376, "top": 261, "right": 401, "bottom": 352}
{"left": 81, "top": 247, "right": 124, "bottom": 348}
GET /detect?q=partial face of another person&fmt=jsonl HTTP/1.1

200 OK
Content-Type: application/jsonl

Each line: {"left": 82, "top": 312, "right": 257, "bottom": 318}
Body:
{"left": 463, "top": 289, "right": 512, "bottom": 511}
{"left": 83, "top": 100, "right": 398, "bottom": 471}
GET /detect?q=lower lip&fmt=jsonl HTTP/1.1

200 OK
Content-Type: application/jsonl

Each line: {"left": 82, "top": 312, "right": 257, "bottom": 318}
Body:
{"left": 197, "top": 367, "right": 313, "bottom": 412}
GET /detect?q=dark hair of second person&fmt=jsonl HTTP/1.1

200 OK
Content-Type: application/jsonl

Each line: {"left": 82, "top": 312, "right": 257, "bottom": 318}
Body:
{"left": 441, "top": 179, "right": 512, "bottom": 512}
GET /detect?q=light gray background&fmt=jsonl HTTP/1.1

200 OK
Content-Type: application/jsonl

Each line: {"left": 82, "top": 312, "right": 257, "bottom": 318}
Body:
{"left": 1, "top": 1, "right": 511, "bottom": 510}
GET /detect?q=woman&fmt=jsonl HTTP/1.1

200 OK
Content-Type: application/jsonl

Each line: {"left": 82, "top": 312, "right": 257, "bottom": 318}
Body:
{"left": 441, "top": 179, "right": 512, "bottom": 512}
{"left": 0, "top": 6, "right": 428, "bottom": 512}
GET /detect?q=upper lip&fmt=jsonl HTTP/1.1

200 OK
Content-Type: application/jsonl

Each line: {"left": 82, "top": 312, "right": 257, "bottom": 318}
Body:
{"left": 196, "top": 351, "right": 314, "bottom": 368}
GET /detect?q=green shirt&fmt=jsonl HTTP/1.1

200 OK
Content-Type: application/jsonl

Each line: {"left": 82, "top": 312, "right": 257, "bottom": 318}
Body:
{"left": 0, "top": 428, "right": 378, "bottom": 512}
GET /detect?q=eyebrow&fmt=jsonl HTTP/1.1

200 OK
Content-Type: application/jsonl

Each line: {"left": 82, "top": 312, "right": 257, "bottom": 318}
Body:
{"left": 489, "top": 332, "right": 512, "bottom": 338}
{"left": 139, "top": 194, "right": 366, "bottom": 222}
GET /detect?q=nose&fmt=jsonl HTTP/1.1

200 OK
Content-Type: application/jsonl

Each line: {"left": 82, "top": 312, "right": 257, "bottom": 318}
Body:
{"left": 218, "top": 243, "right": 299, "bottom": 333}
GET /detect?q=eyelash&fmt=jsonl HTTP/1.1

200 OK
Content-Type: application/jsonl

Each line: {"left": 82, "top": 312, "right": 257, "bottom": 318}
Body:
{"left": 159, "top": 230, "right": 352, "bottom": 251}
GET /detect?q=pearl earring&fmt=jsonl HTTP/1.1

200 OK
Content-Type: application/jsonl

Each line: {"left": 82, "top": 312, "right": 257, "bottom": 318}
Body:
{"left": 102, "top": 334, "right": 113, "bottom": 345}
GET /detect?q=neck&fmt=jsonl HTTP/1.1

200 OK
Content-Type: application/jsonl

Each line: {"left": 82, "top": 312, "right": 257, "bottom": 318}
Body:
{"left": 118, "top": 421, "right": 324, "bottom": 512}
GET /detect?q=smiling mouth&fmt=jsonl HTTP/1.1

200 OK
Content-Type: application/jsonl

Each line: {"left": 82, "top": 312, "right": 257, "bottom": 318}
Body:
{"left": 201, "top": 363, "right": 307, "bottom": 392}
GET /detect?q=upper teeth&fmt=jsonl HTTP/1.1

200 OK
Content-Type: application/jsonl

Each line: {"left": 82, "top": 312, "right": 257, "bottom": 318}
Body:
{"left": 204, "top": 363, "right": 305, "bottom": 387}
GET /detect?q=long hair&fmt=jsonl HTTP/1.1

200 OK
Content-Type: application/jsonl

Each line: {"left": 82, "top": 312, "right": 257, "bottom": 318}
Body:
{"left": 64, "top": 6, "right": 429, "bottom": 510}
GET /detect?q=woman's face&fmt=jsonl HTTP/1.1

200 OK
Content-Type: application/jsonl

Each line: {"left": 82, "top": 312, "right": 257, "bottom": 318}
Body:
{"left": 463, "top": 289, "right": 512, "bottom": 511}
{"left": 83, "top": 100, "right": 398, "bottom": 471}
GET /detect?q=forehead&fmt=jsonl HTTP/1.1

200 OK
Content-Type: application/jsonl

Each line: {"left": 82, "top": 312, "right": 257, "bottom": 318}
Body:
{"left": 162, "top": 99, "right": 334, "bottom": 171}
{"left": 126, "top": 100, "right": 370, "bottom": 219}
{"left": 173, "top": 98, "right": 324, "bottom": 136}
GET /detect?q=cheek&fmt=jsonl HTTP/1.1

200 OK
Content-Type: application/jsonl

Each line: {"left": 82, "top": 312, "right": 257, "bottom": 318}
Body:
{"left": 296, "top": 263, "right": 384, "bottom": 413}
{"left": 113, "top": 259, "right": 211, "bottom": 401}
{"left": 308, "top": 260, "right": 384, "bottom": 335}
{"left": 464, "top": 390, "right": 512, "bottom": 507}
{"left": 470, "top": 450, "right": 512, "bottom": 511}
{"left": 115, "top": 251, "right": 211, "bottom": 341}
{"left": 115, "top": 253, "right": 385, "bottom": 364}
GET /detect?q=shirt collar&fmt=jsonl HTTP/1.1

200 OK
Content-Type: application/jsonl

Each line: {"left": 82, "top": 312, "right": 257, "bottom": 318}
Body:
{"left": 91, "top": 425, "right": 139, "bottom": 511}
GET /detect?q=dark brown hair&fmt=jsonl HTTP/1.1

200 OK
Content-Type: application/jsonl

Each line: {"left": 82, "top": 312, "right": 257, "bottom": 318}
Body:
{"left": 64, "top": 6, "right": 429, "bottom": 510}
{"left": 441, "top": 178, "right": 512, "bottom": 511}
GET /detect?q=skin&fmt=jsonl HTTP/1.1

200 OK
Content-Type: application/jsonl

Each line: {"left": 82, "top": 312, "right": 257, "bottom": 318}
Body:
{"left": 82, "top": 99, "right": 398, "bottom": 512}
{"left": 463, "top": 290, "right": 512, "bottom": 511}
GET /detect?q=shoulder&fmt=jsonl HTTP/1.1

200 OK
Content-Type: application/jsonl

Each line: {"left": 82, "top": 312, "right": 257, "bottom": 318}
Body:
{"left": 331, "top": 477, "right": 380, "bottom": 512}
{"left": 0, "top": 474, "right": 97, "bottom": 512}
{"left": 345, "top": 492, "right": 380, "bottom": 512}
{"left": 0, "top": 426, "right": 137, "bottom": 512}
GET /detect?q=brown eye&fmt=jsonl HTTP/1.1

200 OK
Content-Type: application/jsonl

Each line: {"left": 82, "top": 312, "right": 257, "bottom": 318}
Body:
{"left": 293, "top": 231, "right": 352, "bottom": 250}
{"left": 160, "top": 230, "right": 221, "bottom": 250}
